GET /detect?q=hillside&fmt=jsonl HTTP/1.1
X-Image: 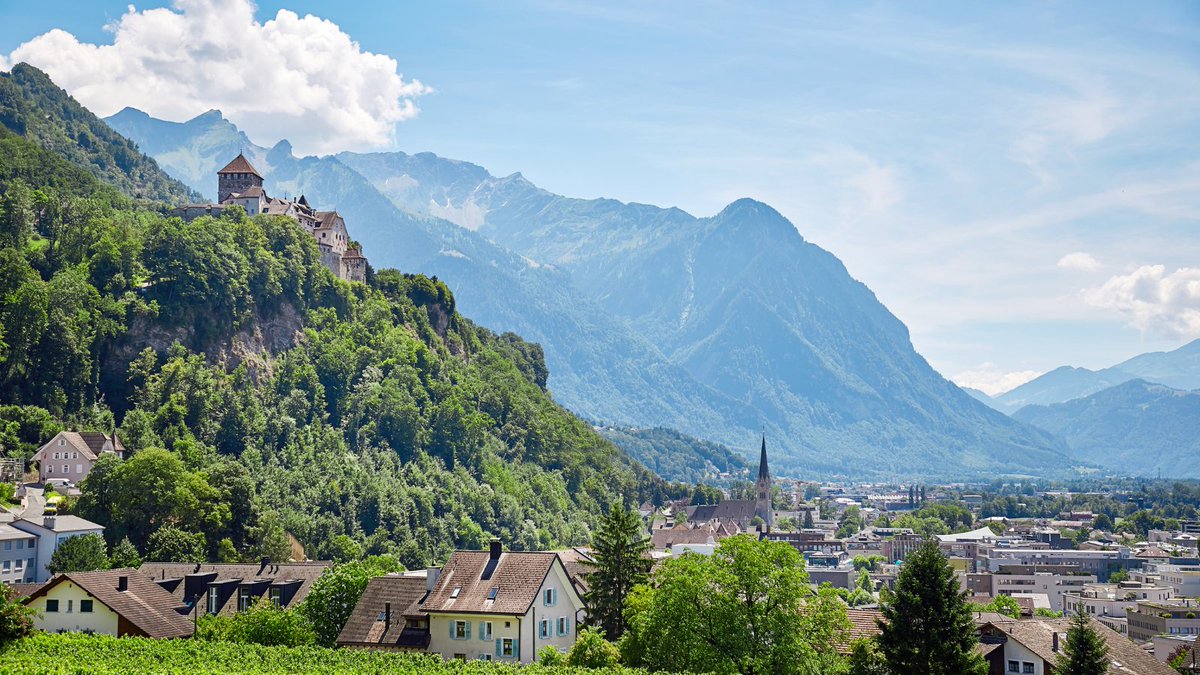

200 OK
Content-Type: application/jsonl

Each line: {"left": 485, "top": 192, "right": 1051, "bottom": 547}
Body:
{"left": 995, "top": 339, "right": 1200, "bottom": 412}
{"left": 109, "top": 110, "right": 1071, "bottom": 479}
{"left": 0, "top": 71, "right": 669, "bottom": 568}
{"left": 598, "top": 426, "right": 749, "bottom": 485}
{"left": 1014, "top": 380, "right": 1200, "bottom": 478}
{"left": 0, "top": 64, "right": 199, "bottom": 203}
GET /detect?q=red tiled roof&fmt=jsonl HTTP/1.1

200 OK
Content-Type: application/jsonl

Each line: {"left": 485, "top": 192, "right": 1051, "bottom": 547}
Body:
{"left": 217, "top": 154, "right": 261, "bottom": 177}
{"left": 421, "top": 551, "right": 561, "bottom": 616}
{"left": 336, "top": 573, "right": 429, "bottom": 648}
{"left": 25, "top": 569, "right": 194, "bottom": 639}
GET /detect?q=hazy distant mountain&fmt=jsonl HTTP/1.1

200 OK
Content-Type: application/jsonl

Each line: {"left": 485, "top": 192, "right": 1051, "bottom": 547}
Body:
{"left": 598, "top": 426, "right": 748, "bottom": 485}
{"left": 994, "top": 339, "right": 1200, "bottom": 412}
{"left": 108, "top": 109, "right": 1069, "bottom": 478}
{"left": 1014, "top": 380, "right": 1200, "bottom": 478}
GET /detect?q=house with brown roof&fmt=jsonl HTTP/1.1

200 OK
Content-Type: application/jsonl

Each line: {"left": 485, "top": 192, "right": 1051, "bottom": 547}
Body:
{"left": 23, "top": 568, "right": 193, "bottom": 639}
{"left": 420, "top": 541, "right": 585, "bottom": 663}
{"left": 31, "top": 431, "right": 125, "bottom": 485}
{"left": 138, "top": 560, "right": 331, "bottom": 619}
{"left": 336, "top": 570, "right": 434, "bottom": 651}
{"left": 977, "top": 617, "right": 1176, "bottom": 675}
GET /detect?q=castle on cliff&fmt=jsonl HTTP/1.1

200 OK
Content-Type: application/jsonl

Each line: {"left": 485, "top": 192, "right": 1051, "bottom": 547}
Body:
{"left": 172, "top": 154, "right": 367, "bottom": 283}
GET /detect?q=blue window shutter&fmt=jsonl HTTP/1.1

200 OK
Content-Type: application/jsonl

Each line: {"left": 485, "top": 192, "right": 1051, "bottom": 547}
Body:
{"left": 551, "top": 588, "right": 557, "bottom": 606}
{"left": 513, "top": 638, "right": 520, "bottom": 659}
{"left": 496, "top": 639, "right": 501, "bottom": 657}
{"left": 466, "top": 622, "right": 471, "bottom": 640}
{"left": 449, "top": 621, "right": 456, "bottom": 639}
{"left": 479, "top": 621, "right": 485, "bottom": 640}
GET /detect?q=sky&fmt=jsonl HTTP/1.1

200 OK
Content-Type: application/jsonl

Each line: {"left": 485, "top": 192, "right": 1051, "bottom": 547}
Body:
{"left": 2, "top": 0, "right": 1198, "bottom": 395}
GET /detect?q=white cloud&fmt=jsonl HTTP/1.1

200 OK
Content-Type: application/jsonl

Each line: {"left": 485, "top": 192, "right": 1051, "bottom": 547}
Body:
{"left": 1084, "top": 265, "right": 1200, "bottom": 338}
{"left": 808, "top": 147, "right": 902, "bottom": 219}
{"left": 6, "top": 0, "right": 429, "bottom": 155}
{"left": 951, "top": 364, "right": 1042, "bottom": 397}
{"left": 1056, "top": 252, "right": 1102, "bottom": 272}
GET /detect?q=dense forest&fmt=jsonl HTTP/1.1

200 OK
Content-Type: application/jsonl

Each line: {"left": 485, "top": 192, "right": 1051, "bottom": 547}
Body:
{"left": 598, "top": 426, "right": 748, "bottom": 485}
{"left": 0, "top": 64, "right": 677, "bottom": 568}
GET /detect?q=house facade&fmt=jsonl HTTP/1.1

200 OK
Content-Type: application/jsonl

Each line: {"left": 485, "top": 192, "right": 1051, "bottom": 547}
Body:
{"left": 421, "top": 541, "right": 584, "bottom": 663}
{"left": 30, "top": 431, "right": 125, "bottom": 485}
{"left": 0, "top": 524, "right": 38, "bottom": 583}
{"left": 11, "top": 515, "right": 105, "bottom": 583}
{"left": 23, "top": 569, "right": 193, "bottom": 638}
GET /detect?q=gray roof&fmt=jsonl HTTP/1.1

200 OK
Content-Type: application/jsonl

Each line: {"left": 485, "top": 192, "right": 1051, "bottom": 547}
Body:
{"left": 0, "top": 524, "right": 36, "bottom": 541}
{"left": 14, "top": 515, "right": 104, "bottom": 533}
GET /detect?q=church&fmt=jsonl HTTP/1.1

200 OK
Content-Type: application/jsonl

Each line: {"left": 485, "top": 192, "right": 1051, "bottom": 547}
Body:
{"left": 171, "top": 154, "right": 367, "bottom": 283}
{"left": 685, "top": 436, "right": 775, "bottom": 531}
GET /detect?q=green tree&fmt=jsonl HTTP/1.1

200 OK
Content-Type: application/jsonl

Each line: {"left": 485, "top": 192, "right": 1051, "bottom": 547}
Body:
{"left": 971, "top": 594, "right": 1021, "bottom": 619}
{"left": 877, "top": 539, "right": 986, "bottom": 675}
{"left": 803, "top": 508, "right": 815, "bottom": 529}
{"left": 1108, "top": 569, "right": 1130, "bottom": 584}
{"left": 146, "top": 526, "right": 206, "bottom": 563}
{"left": 582, "top": 505, "right": 651, "bottom": 639}
{"left": 224, "top": 598, "right": 315, "bottom": 647}
{"left": 107, "top": 536, "right": 142, "bottom": 569}
{"left": 621, "top": 535, "right": 850, "bottom": 674}
{"left": 1054, "top": 611, "right": 1110, "bottom": 675}
{"left": 321, "top": 534, "right": 362, "bottom": 564}
{"left": 847, "top": 638, "right": 890, "bottom": 675}
{"left": 0, "top": 583, "right": 36, "bottom": 647}
{"left": 48, "top": 533, "right": 109, "bottom": 573}
{"left": 537, "top": 645, "right": 568, "bottom": 666}
{"left": 300, "top": 555, "right": 403, "bottom": 647}
{"left": 567, "top": 627, "right": 621, "bottom": 668}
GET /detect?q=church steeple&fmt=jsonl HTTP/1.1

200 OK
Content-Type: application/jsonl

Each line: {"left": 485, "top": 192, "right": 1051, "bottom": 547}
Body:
{"left": 754, "top": 434, "right": 773, "bottom": 531}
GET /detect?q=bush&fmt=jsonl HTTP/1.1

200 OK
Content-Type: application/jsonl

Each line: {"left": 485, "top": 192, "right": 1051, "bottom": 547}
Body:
{"left": 0, "top": 583, "right": 36, "bottom": 647}
{"left": 538, "top": 645, "right": 568, "bottom": 666}
{"left": 568, "top": 627, "right": 621, "bottom": 668}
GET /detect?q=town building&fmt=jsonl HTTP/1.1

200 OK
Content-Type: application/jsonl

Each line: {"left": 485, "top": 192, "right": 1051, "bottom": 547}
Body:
{"left": 337, "top": 570, "right": 434, "bottom": 651}
{"left": 172, "top": 154, "right": 367, "bottom": 282}
{"left": 980, "top": 547, "right": 1141, "bottom": 582}
{"left": 138, "top": 560, "right": 331, "bottom": 619}
{"left": 30, "top": 431, "right": 124, "bottom": 485}
{"left": 1128, "top": 599, "right": 1200, "bottom": 643}
{"left": 1062, "top": 581, "right": 1174, "bottom": 637}
{"left": 420, "top": 541, "right": 584, "bottom": 663}
{"left": 1135, "top": 563, "right": 1200, "bottom": 599}
{"left": 990, "top": 564, "right": 1096, "bottom": 613}
{"left": 0, "top": 524, "right": 38, "bottom": 583}
{"left": 977, "top": 617, "right": 1175, "bottom": 675}
{"left": 11, "top": 515, "right": 105, "bottom": 583}
{"left": 22, "top": 568, "right": 193, "bottom": 639}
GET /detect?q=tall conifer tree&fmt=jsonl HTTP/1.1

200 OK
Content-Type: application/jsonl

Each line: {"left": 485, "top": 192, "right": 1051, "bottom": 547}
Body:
{"left": 1054, "top": 611, "right": 1110, "bottom": 675}
{"left": 877, "top": 539, "right": 987, "bottom": 675}
{"left": 583, "top": 505, "right": 652, "bottom": 638}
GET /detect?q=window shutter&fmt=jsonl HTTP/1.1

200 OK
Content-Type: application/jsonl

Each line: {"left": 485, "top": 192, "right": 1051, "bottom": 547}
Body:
{"left": 465, "top": 622, "right": 471, "bottom": 640}
{"left": 495, "top": 639, "right": 502, "bottom": 657}
{"left": 551, "top": 588, "right": 558, "bottom": 606}
{"left": 513, "top": 638, "right": 520, "bottom": 659}
{"left": 479, "top": 621, "right": 485, "bottom": 640}
{"left": 449, "top": 621, "right": 456, "bottom": 639}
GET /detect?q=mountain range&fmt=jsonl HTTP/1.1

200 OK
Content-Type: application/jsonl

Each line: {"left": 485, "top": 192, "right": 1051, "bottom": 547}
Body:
{"left": 988, "top": 339, "right": 1200, "bottom": 413}
{"left": 106, "top": 107, "right": 1069, "bottom": 479}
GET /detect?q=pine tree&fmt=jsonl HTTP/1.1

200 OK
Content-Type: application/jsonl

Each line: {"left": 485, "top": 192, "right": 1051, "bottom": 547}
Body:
{"left": 803, "top": 507, "right": 815, "bottom": 529}
{"left": 582, "top": 505, "right": 652, "bottom": 639}
{"left": 878, "top": 539, "right": 987, "bottom": 675}
{"left": 1054, "top": 611, "right": 1110, "bottom": 675}
{"left": 108, "top": 536, "right": 142, "bottom": 568}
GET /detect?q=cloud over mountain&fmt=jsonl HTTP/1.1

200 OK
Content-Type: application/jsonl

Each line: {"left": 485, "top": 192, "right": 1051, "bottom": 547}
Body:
{"left": 4, "top": 0, "right": 428, "bottom": 155}
{"left": 1085, "top": 265, "right": 1200, "bottom": 338}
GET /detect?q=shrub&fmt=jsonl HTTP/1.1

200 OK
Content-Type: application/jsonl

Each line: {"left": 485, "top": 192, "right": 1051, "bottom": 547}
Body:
{"left": 568, "top": 627, "right": 621, "bottom": 668}
{"left": 538, "top": 645, "right": 568, "bottom": 666}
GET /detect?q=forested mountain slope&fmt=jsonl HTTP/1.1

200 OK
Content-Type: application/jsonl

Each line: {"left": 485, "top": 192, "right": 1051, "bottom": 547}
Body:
{"left": 598, "top": 426, "right": 749, "bottom": 485}
{"left": 0, "top": 67, "right": 670, "bottom": 568}
{"left": 1014, "top": 380, "right": 1200, "bottom": 478}
{"left": 110, "top": 109, "right": 1071, "bottom": 479}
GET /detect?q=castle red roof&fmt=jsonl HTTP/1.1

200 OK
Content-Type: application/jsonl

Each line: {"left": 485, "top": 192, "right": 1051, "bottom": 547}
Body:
{"left": 217, "top": 153, "right": 261, "bottom": 177}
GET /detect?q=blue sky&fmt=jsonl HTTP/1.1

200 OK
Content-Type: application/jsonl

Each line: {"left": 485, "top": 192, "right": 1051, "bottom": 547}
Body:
{"left": 3, "top": 1, "right": 1198, "bottom": 393}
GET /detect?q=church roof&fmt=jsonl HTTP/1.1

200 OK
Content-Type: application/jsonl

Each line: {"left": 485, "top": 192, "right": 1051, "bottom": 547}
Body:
{"left": 217, "top": 153, "right": 261, "bottom": 177}
{"left": 757, "top": 435, "right": 770, "bottom": 482}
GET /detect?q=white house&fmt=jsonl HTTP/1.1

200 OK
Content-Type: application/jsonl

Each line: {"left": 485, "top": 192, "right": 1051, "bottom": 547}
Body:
{"left": 11, "top": 515, "right": 105, "bottom": 583}
{"left": 420, "top": 541, "right": 585, "bottom": 663}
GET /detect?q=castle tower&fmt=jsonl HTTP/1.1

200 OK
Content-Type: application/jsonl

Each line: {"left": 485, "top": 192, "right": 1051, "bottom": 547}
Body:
{"left": 217, "top": 153, "right": 263, "bottom": 202}
{"left": 754, "top": 435, "right": 773, "bottom": 531}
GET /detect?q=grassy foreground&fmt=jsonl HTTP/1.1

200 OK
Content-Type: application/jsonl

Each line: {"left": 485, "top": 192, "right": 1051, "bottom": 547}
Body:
{"left": 0, "top": 634, "right": 644, "bottom": 675}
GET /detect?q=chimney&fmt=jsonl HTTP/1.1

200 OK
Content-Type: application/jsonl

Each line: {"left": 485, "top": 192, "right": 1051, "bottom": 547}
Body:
{"left": 118, "top": 575, "right": 128, "bottom": 592}
{"left": 43, "top": 516, "right": 56, "bottom": 530}
{"left": 1052, "top": 632, "right": 1059, "bottom": 653}
{"left": 489, "top": 539, "right": 502, "bottom": 560}
{"left": 426, "top": 567, "right": 442, "bottom": 593}
{"left": 259, "top": 557, "right": 269, "bottom": 573}
{"left": 384, "top": 602, "right": 392, "bottom": 632}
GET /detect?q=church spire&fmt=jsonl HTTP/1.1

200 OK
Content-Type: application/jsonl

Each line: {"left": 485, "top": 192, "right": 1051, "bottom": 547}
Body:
{"left": 757, "top": 434, "right": 769, "bottom": 482}
{"left": 754, "top": 434, "right": 773, "bottom": 531}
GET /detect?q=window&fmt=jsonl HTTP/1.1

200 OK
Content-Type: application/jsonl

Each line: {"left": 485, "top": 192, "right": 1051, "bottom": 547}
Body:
{"left": 2, "top": 561, "right": 9, "bottom": 571}
{"left": 1008, "top": 661, "right": 1020, "bottom": 673}
{"left": 53, "top": 452, "right": 59, "bottom": 460}
{"left": 269, "top": 587, "right": 282, "bottom": 607}
{"left": 62, "top": 464, "right": 68, "bottom": 474}
{"left": 28, "top": 540, "right": 34, "bottom": 549}
{"left": 46, "top": 599, "right": 59, "bottom": 612}
{"left": 450, "top": 586, "right": 461, "bottom": 599}
{"left": 15, "top": 541, "right": 22, "bottom": 550}
{"left": 487, "top": 587, "right": 498, "bottom": 600}
{"left": 238, "top": 591, "right": 253, "bottom": 612}
{"left": 207, "top": 587, "right": 220, "bottom": 615}
{"left": 1022, "top": 664, "right": 1034, "bottom": 674}
{"left": 66, "top": 599, "right": 73, "bottom": 613}
{"left": 539, "top": 619, "right": 550, "bottom": 639}
{"left": 454, "top": 620, "right": 469, "bottom": 640}
{"left": 59, "top": 439, "right": 64, "bottom": 446}
{"left": 46, "top": 465, "right": 52, "bottom": 475}
{"left": 500, "top": 638, "right": 516, "bottom": 658}
{"left": 557, "top": 617, "right": 569, "bottom": 636}
{"left": 3, "top": 542, "right": 9, "bottom": 551}
{"left": 480, "top": 621, "right": 492, "bottom": 640}
{"left": 544, "top": 588, "right": 556, "bottom": 606}
{"left": 80, "top": 600, "right": 93, "bottom": 613}
{"left": 76, "top": 464, "right": 82, "bottom": 474}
